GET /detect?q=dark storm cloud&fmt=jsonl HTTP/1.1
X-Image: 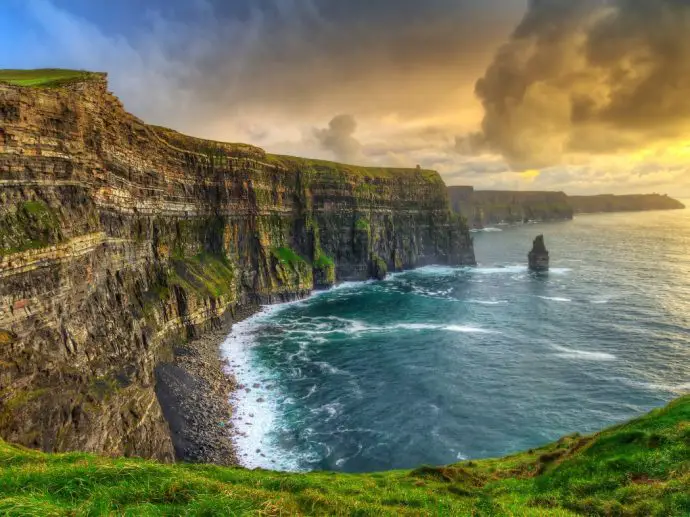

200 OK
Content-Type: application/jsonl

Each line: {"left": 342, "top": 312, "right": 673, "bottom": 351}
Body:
{"left": 466, "top": 0, "right": 690, "bottom": 169}
{"left": 23, "top": 0, "right": 522, "bottom": 134}
{"left": 314, "top": 115, "right": 362, "bottom": 162}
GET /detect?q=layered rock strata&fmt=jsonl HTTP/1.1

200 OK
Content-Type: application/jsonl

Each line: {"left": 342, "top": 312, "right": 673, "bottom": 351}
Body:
{"left": 0, "top": 74, "right": 475, "bottom": 460}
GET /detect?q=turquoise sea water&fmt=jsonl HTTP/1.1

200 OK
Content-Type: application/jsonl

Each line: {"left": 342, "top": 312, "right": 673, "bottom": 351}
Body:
{"left": 222, "top": 208, "right": 690, "bottom": 473}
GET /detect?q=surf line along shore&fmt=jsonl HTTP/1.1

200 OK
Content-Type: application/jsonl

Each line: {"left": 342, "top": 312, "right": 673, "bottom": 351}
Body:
{"left": 153, "top": 275, "right": 416, "bottom": 467}
{"left": 154, "top": 304, "right": 261, "bottom": 466}
{"left": 154, "top": 289, "right": 322, "bottom": 467}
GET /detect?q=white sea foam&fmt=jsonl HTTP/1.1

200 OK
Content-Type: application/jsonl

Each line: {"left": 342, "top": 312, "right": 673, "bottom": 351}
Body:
{"left": 473, "top": 265, "right": 527, "bottom": 275}
{"left": 548, "top": 268, "right": 573, "bottom": 275}
{"left": 300, "top": 385, "right": 318, "bottom": 400}
{"left": 648, "top": 382, "right": 690, "bottom": 394}
{"left": 221, "top": 306, "right": 305, "bottom": 472}
{"left": 410, "top": 265, "right": 465, "bottom": 276}
{"left": 285, "top": 318, "right": 498, "bottom": 336}
{"left": 590, "top": 297, "right": 612, "bottom": 304}
{"left": 551, "top": 344, "right": 616, "bottom": 361}
{"left": 310, "top": 402, "right": 343, "bottom": 422}
{"left": 314, "top": 361, "right": 349, "bottom": 375}
{"left": 336, "top": 321, "right": 499, "bottom": 335}
{"left": 624, "top": 379, "right": 690, "bottom": 395}
{"left": 538, "top": 296, "right": 573, "bottom": 302}
{"left": 469, "top": 299, "right": 508, "bottom": 305}
{"left": 331, "top": 280, "right": 376, "bottom": 291}
{"left": 411, "top": 285, "right": 455, "bottom": 300}
{"left": 390, "top": 323, "right": 439, "bottom": 331}
{"left": 470, "top": 227, "right": 503, "bottom": 233}
{"left": 445, "top": 325, "right": 497, "bottom": 334}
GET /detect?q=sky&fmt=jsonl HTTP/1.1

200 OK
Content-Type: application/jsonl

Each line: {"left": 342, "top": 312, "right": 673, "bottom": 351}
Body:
{"left": 2, "top": 0, "right": 690, "bottom": 196}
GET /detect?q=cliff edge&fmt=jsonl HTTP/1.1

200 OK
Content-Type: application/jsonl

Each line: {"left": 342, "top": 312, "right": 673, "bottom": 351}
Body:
{"left": 568, "top": 194, "right": 686, "bottom": 213}
{"left": 449, "top": 187, "right": 573, "bottom": 228}
{"left": 449, "top": 186, "right": 685, "bottom": 228}
{"left": 0, "top": 70, "right": 475, "bottom": 461}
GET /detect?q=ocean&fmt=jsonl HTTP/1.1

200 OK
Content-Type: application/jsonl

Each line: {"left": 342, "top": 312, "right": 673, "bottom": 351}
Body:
{"left": 221, "top": 208, "right": 690, "bottom": 473}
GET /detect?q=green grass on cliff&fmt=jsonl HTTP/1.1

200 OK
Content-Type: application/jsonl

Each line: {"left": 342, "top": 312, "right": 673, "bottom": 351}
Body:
{"left": 0, "top": 201, "right": 63, "bottom": 255}
{"left": 313, "top": 253, "right": 335, "bottom": 269}
{"left": 270, "top": 155, "right": 444, "bottom": 183}
{"left": 272, "top": 247, "right": 307, "bottom": 269}
{"left": 0, "top": 397, "right": 688, "bottom": 516}
{"left": 0, "top": 69, "right": 101, "bottom": 88}
{"left": 169, "top": 253, "right": 236, "bottom": 299}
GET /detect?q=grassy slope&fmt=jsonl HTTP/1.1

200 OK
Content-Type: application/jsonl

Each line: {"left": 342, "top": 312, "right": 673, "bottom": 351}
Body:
{"left": 0, "top": 397, "right": 687, "bottom": 516}
{"left": 0, "top": 69, "right": 102, "bottom": 88}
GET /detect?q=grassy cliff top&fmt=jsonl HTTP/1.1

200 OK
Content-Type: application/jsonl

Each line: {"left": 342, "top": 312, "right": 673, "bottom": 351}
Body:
{"left": 270, "top": 154, "right": 444, "bottom": 183}
{"left": 0, "top": 396, "right": 688, "bottom": 516}
{"left": 0, "top": 69, "right": 104, "bottom": 88}
{"left": 149, "top": 126, "right": 267, "bottom": 160}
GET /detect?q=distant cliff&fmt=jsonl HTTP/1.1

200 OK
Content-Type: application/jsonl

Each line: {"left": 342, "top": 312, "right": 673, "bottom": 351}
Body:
{"left": 449, "top": 187, "right": 684, "bottom": 227}
{"left": 569, "top": 194, "right": 686, "bottom": 214}
{"left": 0, "top": 71, "right": 474, "bottom": 461}
{"left": 449, "top": 187, "right": 573, "bottom": 227}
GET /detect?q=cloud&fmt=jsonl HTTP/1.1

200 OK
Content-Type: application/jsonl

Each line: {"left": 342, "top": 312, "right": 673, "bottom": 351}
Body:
{"left": 467, "top": 0, "right": 690, "bottom": 170}
{"left": 314, "top": 114, "right": 362, "bottom": 162}
{"left": 19, "top": 0, "right": 522, "bottom": 141}
{"left": 15, "top": 0, "right": 689, "bottom": 195}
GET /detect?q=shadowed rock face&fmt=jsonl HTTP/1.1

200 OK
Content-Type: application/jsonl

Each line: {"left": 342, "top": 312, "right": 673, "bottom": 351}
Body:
{"left": 0, "top": 74, "right": 474, "bottom": 461}
{"left": 448, "top": 187, "right": 573, "bottom": 228}
{"left": 448, "top": 187, "right": 684, "bottom": 229}
{"left": 528, "top": 235, "right": 549, "bottom": 272}
{"left": 568, "top": 194, "right": 685, "bottom": 214}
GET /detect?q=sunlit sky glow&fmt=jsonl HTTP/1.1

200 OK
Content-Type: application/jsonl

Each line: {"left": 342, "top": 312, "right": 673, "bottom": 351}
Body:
{"left": 2, "top": 0, "right": 689, "bottom": 196}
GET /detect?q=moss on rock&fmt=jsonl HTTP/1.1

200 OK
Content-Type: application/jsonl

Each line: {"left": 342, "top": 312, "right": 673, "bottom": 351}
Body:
{"left": 313, "top": 253, "right": 336, "bottom": 287}
{"left": 0, "top": 201, "right": 63, "bottom": 254}
{"left": 370, "top": 255, "right": 388, "bottom": 281}
{"left": 169, "top": 253, "right": 236, "bottom": 300}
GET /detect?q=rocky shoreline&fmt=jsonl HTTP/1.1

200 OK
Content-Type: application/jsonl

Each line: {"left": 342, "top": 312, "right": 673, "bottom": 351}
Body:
{"left": 154, "top": 304, "right": 260, "bottom": 466}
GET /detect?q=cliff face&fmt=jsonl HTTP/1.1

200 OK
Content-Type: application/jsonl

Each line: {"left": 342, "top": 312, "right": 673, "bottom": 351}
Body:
{"left": 450, "top": 187, "right": 685, "bottom": 227}
{"left": 449, "top": 187, "right": 573, "bottom": 228}
{"left": 569, "top": 194, "right": 686, "bottom": 213}
{"left": 0, "top": 74, "right": 474, "bottom": 460}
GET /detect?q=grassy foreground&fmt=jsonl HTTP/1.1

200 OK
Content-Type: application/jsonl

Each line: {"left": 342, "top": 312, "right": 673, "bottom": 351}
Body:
{"left": 0, "top": 397, "right": 688, "bottom": 516}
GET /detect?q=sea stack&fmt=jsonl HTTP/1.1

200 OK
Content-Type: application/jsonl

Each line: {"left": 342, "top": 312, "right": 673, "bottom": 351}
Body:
{"left": 528, "top": 235, "right": 550, "bottom": 272}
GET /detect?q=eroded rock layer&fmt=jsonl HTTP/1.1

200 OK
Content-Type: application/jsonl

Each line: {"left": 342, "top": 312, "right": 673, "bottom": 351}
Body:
{"left": 0, "top": 74, "right": 474, "bottom": 460}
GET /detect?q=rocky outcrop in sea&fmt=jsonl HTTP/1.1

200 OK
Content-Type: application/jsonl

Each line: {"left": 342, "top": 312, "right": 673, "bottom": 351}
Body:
{"left": 528, "top": 235, "right": 550, "bottom": 272}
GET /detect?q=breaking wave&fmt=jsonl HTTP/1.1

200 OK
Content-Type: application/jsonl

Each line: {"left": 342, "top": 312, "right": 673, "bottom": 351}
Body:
{"left": 551, "top": 344, "right": 616, "bottom": 361}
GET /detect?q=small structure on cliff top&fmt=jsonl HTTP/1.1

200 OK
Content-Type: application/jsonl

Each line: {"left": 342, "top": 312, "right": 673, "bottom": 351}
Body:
{"left": 528, "top": 235, "right": 550, "bottom": 272}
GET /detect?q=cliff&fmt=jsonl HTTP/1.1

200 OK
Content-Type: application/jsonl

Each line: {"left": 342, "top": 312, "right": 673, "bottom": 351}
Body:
{"left": 569, "top": 194, "right": 686, "bottom": 213}
{"left": 450, "top": 187, "right": 685, "bottom": 227}
{"left": 448, "top": 187, "right": 573, "bottom": 228}
{"left": 1, "top": 395, "right": 688, "bottom": 515}
{"left": 0, "top": 70, "right": 474, "bottom": 460}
